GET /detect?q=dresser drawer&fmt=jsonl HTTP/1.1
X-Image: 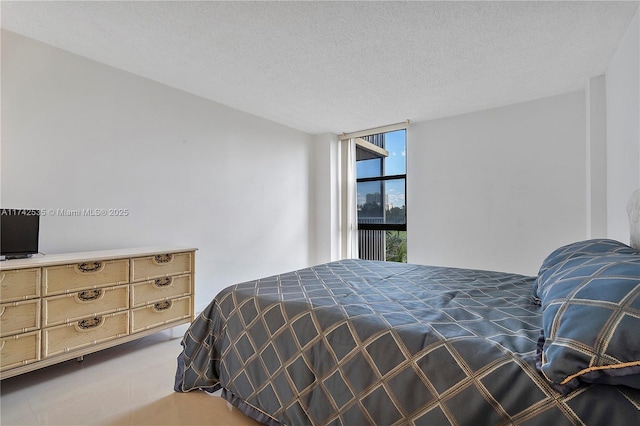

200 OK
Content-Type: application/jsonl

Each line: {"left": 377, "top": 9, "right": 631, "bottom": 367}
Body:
{"left": 131, "top": 296, "right": 191, "bottom": 333}
{"left": 1, "top": 330, "right": 40, "bottom": 372}
{"left": 43, "top": 259, "right": 129, "bottom": 296}
{"left": 130, "top": 252, "right": 192, "bottom": 282}
{"left": 43, "top": 311, "right": 129, "bottom": 357}
{"left": 43, "top": 285, "right": 129, "bottom": 327}
{"left": 0, "top": 299, "right": 40, "bottom": 337}
{"left": 0, "top": 268, "right": 40, "bottom": 303}
{"left": 130, "top": 274, "right": 192, "bottom": 308}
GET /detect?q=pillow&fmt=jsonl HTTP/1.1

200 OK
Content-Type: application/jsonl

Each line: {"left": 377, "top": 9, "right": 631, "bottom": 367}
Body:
{"left": 533, "top": 239, "right": 638, "bottom": 300}
{"left": 535, "top": 252, "right": 640, "bottom": 394}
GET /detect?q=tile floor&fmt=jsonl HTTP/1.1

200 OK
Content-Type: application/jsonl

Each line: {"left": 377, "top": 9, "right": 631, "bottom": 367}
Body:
{"left": 0, "top": 326, "right": 260, "bottom": 425}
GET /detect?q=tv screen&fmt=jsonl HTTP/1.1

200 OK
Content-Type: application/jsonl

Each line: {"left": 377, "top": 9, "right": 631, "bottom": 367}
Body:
{"left": 1, "top": 209, "right": 40, "bottom": 259}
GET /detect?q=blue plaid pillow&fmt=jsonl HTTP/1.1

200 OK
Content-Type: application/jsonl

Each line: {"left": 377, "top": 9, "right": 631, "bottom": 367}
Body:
{"left": 533, "top": 239, "right": 637, "bottom": 300}
{"left": 535, "top": 252, "right": 640, "bottom": 394}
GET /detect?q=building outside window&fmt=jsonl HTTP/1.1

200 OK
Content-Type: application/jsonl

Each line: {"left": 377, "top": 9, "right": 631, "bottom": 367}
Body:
{"left": 356, "top": 129, "right": 407, "bottom": 262}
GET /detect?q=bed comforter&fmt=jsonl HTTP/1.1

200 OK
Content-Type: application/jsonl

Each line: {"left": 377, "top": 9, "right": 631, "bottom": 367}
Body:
{"left": 174, "top": 260, "right": 640, "bottom": 425}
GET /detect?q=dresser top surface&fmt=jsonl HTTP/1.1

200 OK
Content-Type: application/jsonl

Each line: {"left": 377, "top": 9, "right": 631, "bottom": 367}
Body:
{"left": 0, "top": 247, "right": 197, "bottom": 270}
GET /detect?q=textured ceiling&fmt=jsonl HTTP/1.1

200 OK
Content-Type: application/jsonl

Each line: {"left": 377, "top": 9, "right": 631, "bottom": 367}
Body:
{"left": 1, "top": 1, "right": 638, "bottom": 135}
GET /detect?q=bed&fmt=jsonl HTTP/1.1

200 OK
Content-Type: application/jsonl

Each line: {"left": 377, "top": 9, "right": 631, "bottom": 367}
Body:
{"left": 174, "top": 192, "right": 640, "bottom": 425}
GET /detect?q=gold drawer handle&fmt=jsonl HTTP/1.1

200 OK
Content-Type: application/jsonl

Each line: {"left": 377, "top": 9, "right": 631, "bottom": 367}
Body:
{"left": 77, "top": 289, "right": 102, "bottom": 302}
{"left": 0, "top": 307, "right": 5, "bottom": 317}
{"left": 154, "top": 277, "right": 173, "bottom": 288}
{"left": 153, "top": 301, "right": 172, "bottom": 312}
{"left": 77, "top": 261, "right": 103, "bottom": 273}
{"left": 77, "top": 316, "right": 102, "bottom": 330}
{"left": 153, "top": 254, "right": 173, "bottom": 264}
{"left": 0, "top": 341, "right": 5, "bottom": 351}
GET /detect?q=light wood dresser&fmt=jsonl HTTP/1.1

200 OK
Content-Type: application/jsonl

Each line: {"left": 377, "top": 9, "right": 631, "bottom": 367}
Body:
{"left": 0, "top": 247, "right": 196, "bottom": 379}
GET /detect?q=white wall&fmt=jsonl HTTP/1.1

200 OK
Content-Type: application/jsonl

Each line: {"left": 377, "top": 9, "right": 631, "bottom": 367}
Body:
{"left": 606, "top": 9, "right": 640, "bottom": 244}
{"left": 1, "top": 30, "right": 316, "bottom": 311}
{"left": 407, "top": 92, "right": 587, "bottom": 275}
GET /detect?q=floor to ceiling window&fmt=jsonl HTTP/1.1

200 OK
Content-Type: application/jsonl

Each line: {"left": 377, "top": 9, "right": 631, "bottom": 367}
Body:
{"left": 356, "top": 129, "right": 407, "bottom": 262}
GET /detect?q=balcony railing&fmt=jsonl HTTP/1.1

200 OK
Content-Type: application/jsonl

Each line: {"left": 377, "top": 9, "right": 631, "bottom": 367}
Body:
{"left": 358, "top": 227, "right": 407, "bottom": 263}
{"left": 358, "top": 229, "right": 386, "bottom": 261}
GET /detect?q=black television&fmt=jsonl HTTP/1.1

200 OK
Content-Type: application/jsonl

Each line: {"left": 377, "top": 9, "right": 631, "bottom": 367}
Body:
{"left": 1, "top": 209, "right": 40, "bottom": 260}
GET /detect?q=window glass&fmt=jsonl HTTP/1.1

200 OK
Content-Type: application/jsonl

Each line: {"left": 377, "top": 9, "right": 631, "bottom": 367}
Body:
{"left": 356, "top": 157, "right": 382, "bottom": 179}
{"left": 383, "top": 130, "right": 406, "bottom": 176}
{"left": 385, "top": 178, "right": 406, "bottom": 224}
{"left": 357, "top": 178, "right": 405, "bottom": 224}
{"left": 357, "top": 181, "right": 384, "bottom": 222}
